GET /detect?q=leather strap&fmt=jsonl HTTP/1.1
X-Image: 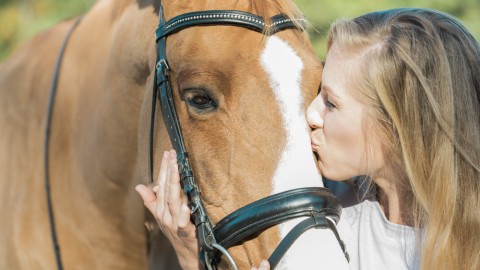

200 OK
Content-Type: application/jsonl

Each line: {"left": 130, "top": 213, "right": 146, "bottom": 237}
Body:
{"left": 45, "top": 16, "right": 83, "bottom": 270}
{"left": 155, "top": 6, "right": 217, "bottom": 263}
{"left": 213, "top": 187, "right": 341, "bottom": 249}
{"left": 268, "top": 213, "right": 350, "bottom": 269}
{"left": 156, "top": 10, "right": 304, "bottom": 40}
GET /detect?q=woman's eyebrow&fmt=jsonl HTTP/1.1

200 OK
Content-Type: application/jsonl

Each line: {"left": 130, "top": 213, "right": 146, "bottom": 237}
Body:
{"left": 322, "top": 85, "right": 341, "bottom": 99}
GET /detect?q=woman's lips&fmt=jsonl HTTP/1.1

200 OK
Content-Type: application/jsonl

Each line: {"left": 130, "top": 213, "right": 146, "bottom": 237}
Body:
{"left": 311, "top": 140, "right": 320, "bottom": 151}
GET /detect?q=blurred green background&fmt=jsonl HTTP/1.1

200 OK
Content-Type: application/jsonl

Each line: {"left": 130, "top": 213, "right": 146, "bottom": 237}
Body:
{"left": 0, "top": 0, "right": 479, "bottom": 61}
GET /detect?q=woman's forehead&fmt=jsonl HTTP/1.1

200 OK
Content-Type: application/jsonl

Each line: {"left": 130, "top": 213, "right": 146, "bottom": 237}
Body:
{"left": 322, "top": 45, "right": 365, "bottom": 97}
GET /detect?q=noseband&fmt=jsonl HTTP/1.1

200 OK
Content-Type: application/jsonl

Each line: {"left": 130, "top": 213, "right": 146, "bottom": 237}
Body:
{"left": 149, "top": 4, "right": 349, "bottom": 270}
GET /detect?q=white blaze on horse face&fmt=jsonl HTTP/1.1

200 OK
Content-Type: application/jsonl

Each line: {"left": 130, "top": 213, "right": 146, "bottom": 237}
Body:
{"left": 260, "top": 37, "right": 349, "bottom": 270}
{"left": 260, "top": 36, "right": 321, "bottom": 193}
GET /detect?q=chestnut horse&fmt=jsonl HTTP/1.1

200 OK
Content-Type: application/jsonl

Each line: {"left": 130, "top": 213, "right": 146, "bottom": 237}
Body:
{"left": 0, "top": 0, "right": 348, "bottom": 269}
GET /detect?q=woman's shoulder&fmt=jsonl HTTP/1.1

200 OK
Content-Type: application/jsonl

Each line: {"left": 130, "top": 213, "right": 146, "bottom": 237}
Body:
{"left": 337, "top": 200, "right": 420, "bottom": 270}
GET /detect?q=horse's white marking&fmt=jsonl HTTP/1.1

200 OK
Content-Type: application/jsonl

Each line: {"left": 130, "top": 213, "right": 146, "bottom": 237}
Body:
{"left": 260, "top": 36, "right": 349, "bottom": 270}
{"left": 260, "top": 37, "right": 321, "bottom": 192}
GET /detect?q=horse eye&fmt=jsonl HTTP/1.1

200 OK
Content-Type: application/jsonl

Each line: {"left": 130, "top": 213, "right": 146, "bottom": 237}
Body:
{"left": 186, "top": 91, "right": 218, "bottom": 111}
{"left": 191, "top": 95, "right": 211, "bottom": 106}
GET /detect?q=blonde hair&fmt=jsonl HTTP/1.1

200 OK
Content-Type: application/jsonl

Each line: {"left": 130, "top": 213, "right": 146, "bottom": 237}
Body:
{"left": 327, "top": 8, "right": 480, "bottom": 270}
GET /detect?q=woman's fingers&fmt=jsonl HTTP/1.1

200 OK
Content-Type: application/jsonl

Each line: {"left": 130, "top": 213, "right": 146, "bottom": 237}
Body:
{"left": 177, "top": 203, "right": 192, "bottom": 228}
{"left": 260, "top": 260, "right": 270, "bottom": 270}
{"left": 252, "top": 260, "right": 270, "bottom": 270}
{"left": 177, "top": 203, "right": 196, "bottom": 238}
{"left": 163, "top": 150, "right": 196, "bottom": 238}
{"left": 136, "top": 149, "right": 199, "bottom": 270}
{"left": 156, "top": 151, "right": 170, "bottom": 221}
{"left": 136, "top": 149, "right": 194, "bottom": 236}
{"left": 167, "top": 153, "right": 183, "bottom": 225}
{"left": 160, "top": 151, "right": 177, "bottom": 227}
{"left": 135, "top": 184, "right": 157, "bottom": 215}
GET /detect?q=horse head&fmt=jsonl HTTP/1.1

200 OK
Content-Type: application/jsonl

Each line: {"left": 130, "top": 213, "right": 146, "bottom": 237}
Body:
{"left": 143, "top": 1, "right": 345, "bottom": 269}
{"left": 0, "top": 0, "right": 347, "bottom": 269}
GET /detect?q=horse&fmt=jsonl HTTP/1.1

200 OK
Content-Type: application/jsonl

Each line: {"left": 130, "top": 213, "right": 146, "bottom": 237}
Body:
{"left": 0, "top": 0, "right": 349, "bottom": 269}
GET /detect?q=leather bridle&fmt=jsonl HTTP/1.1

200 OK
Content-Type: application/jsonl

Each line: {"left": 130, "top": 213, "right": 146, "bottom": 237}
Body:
{"left": 149, "top": 4, "right": 349, "bottom": 270}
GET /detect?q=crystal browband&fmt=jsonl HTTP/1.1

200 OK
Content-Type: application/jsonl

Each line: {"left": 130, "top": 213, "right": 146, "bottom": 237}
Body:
{"left": 156, "top": 10, "right": 306, "bottom": 40}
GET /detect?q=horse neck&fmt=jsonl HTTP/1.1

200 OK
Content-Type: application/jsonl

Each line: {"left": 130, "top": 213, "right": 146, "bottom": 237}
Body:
{"left": 0, "top": 1, "right": 158, "bottom": 268}
{"left": 50, "top": 0, "right": 157, "bottom": 200}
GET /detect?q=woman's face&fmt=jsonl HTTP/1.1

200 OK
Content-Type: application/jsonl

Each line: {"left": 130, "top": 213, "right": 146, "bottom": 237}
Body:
{"left": 307, "top": 43, "right": 383, "bottom": 181}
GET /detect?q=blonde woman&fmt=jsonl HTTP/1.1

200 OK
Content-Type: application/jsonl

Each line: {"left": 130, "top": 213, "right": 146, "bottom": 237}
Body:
{"left": 136, "top": 8, "right": 480, "bottom": 270}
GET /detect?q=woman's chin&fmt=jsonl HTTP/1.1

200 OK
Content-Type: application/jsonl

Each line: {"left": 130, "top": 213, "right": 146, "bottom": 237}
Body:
{"left": 317, "top": 158, "right": 351, "bottom": 181}
{"left": 319, "top": 166, "right": 353, "bottom": 182}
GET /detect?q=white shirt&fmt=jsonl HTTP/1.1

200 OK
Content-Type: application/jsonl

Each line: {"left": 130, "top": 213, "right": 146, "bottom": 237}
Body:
{"left": 337, "top": 199, "right": 421, "bottom": 270}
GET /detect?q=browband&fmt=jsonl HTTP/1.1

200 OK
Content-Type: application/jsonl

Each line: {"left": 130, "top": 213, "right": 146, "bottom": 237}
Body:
{"left": 156, "top": 10, "right": 305, "bottom": 40}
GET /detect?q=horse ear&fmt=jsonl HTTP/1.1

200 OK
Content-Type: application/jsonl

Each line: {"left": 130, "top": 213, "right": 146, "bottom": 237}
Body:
{"left": 134, "top": 0, "right": 160, "bottom": 13}
{"left": 143, "top": 0, "right": 167, "bottom": 18}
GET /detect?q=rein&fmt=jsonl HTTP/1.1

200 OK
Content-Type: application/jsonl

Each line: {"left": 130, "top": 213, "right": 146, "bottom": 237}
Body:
{"left": 150, "top": 4, "right": 349, "bottom": 270}
{"left": 45, "top": 17, "right": 83, "bottom": 270}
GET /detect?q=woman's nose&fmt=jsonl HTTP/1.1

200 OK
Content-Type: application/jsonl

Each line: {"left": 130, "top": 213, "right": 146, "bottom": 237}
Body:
{"left": 306, "top": 95, "right": 324, "bottom": 129}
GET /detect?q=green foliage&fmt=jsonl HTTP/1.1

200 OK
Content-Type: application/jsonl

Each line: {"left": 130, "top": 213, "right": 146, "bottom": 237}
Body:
{"left": 0, "top": 0, "right": 479, "bottom": 60}
{"left": 0, "top": 0, "right": 94, "bottom": 60}
{"left": 296, "top": 0, "right": 480, "bottom": 58}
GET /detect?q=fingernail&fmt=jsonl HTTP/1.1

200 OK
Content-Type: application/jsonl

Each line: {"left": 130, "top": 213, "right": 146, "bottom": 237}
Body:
{"left": 163, "top": 151, "right": 169, "bottom": 159}
{"left": 169, "top": 150, "right": 176, "bottom": 159}
{"left": 260, "top": 260, "right": 269, "bottom": 268}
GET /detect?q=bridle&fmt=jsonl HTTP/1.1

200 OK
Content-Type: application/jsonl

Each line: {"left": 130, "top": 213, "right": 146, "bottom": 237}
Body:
{"left": 149, "top": 3, "right": 349, "bottom": 270}
{"left": 44, "top": 4, "right": 349, "bottom": 270}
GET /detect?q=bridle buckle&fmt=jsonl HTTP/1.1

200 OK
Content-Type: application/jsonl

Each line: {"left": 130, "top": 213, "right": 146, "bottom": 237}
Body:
{"left": 156, "top": 59, "right": 170, "bottom": 76}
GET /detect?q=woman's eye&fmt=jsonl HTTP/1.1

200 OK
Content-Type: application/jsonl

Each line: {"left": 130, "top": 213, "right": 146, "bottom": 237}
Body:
{"left": 320, "top": 93, "right": 336, "bottom": 110}
{"left": 325, "top": 100, "right": 336, "bottom": 109}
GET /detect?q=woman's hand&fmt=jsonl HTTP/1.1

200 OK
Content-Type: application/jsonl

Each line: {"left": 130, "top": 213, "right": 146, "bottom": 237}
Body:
{"left": 136, "top": 150, "right": 271, "bottom": 270}
{"left": 135, "top": 150, "right": 199, "bottom": 270}
{"left": 251, "top": 260, "right": 270, "bottom": 270}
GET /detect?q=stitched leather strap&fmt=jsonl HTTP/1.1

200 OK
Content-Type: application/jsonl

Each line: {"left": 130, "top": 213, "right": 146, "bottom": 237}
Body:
{"left": 268, "top": 213, "right": 350, "bottom": 269}
{"left": 154, "top": 5, "right": 216, "bottom": 261}
{"left": 156, "top": 10, "right": 303, "bottom": 40}
{"left": 211, "top": 187, "right": 342, "bottom": 263}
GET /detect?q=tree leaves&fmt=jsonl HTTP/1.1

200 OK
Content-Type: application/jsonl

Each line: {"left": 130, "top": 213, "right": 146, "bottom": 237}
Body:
{"left": 0, "top": 0, "right": 478, "bottom": 61}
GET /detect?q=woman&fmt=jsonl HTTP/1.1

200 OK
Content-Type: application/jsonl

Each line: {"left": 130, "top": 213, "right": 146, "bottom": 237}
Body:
{"left": 136, "top": 8, "right": 480, "bottom": 270}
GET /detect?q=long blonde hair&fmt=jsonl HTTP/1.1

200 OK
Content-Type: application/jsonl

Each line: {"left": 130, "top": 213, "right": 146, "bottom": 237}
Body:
{"left": 327, "top": 8, "right": 480, "bottom": 270}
